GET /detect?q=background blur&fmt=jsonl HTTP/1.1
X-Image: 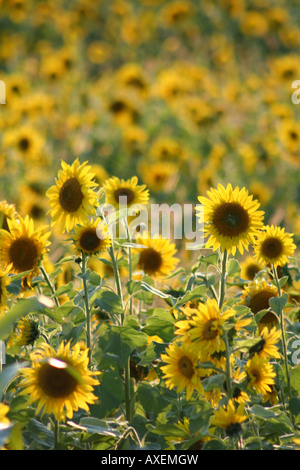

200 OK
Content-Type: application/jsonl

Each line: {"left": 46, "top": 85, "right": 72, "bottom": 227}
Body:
{"left": 1, "top": 0, "right": 300, "bottom": 249}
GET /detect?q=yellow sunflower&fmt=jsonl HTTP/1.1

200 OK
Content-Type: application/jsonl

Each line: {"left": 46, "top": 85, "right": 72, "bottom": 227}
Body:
{"left": 175, "top": 298, "right": 235, "bottom": 356}
{"left": 104, "top": 176, "right": 149, "bottom": 210}
{"left": 19, "top": 341, "right": 100, "bottom": 422}
{"left": 253, "top": 225, "right": 296, "bottom": 268}
{"left": 0, "top": 200, "right": 18, "bottom": 231}
{"left": 0, "top": 215, "right": 51, "bottom": 283}
{"left": 240, "top": 255, "right": 264, "bottom": 281}
{"left": 134, "top": 234, "right": 179, "bottom": 278}
{"left": 210, "top": 399, "right": 248, "bottom": 437}
{"left": 239, "top": 278, "right": 278, "bottom": 315}
{"left": 160, "top": 340, "right": 205, "bottom": 400}
{"left": 244, "top": 354, "right": 276, "bottom": 396}
{"left": 73, "top": 219, "right": 111, "bottom": 256}
{"left": 14, "top": 317, "right": 40, "bottom": 346}
{"left": 46, "top": 159, "right": 99, "bottom": 233}
{"left": 196, "top": 183, "right": 265, "bottom": 256}
{"left": 249, "top": 326, "right": 281, "bottom": 360}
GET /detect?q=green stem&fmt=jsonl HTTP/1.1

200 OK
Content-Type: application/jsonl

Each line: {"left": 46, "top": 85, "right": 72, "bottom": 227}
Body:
{"left": 224, "top": 331, "right": 233, "bottom": 401}
{"left": 81, "top": 252, "right": 92, "bottom": 363}
{"left": 40, "top": 264, "right": 59, "bottom": 307}
{"left": 53, "top": 419, "right": 59, "bottom": 450}
{"left": 272, "top": 265, "right": 292, "bottom": 404}
{"left": 218, "top": 249, "right": 228, "bottom": 309}
{"left": 108, "top": 239, "right": 133, "bottom": 422}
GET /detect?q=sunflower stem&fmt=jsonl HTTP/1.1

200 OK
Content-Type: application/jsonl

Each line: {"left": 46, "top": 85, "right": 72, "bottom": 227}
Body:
{"left": 40, "top": 264, "right": 60, "bottom": 307}
{"left": 272, "top": 265, "right": 292, "bottom": 406}
{"left": 53, "top": 419, "right": 59, "bottom": 450}
{"left": 218, "top": 249, "right": 228, "bottom": 309}
{"left": 108, "top": 239, "right": 133, "bottom": 422}
{"left": 81, "top": 252, "right": 92, "bottom": 363}
{"left": 224, "top": 330, "right": 233, "bottom": 401}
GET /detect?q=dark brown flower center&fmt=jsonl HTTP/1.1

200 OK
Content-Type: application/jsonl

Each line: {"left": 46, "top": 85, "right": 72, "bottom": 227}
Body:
{"left": 9, "top": 237, "right": 38, "bottom": 272}
{"left": 245, "top": 263, "right": 261, "bottom": 280}
{"left": 79, "top": 228, "right": 101, "bottom": 252}
{"left": 212, "top": 202, "right": 249, "bottom": 237}
{"left": 18, "top": 137, "right": 30, "bottom": 152}
{"left": 202, "top": 318, "right": 218, "bottom": 340}
{"left": 249, "top": 291, "right": 275, "bottom": 314}
{"left": 178, "top": 356, "right": 194, "bottom": 378}
{"left": 261, "top": 237, "right": 283, "bottom": 259}
{"left": 59, "top": 177, "right": 84, "bottom": 212}
{"left": 37, "top": 362, "right": 78, "bottom": 398}
{"left": 138, "top": 247, "right": 162, "bottom": 274}
{"left": 113, "top": 187, "right": 135, "bottom": 205}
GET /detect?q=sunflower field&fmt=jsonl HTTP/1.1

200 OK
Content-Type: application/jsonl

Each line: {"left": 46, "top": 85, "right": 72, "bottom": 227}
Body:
{"left": 1, "top": 0, "right": 300, "bottom": 453}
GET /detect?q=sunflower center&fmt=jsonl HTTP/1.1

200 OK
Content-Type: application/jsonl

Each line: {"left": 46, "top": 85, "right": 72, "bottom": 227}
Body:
{"left": 138, "top": 248, "right": 162, "bottom": 274}
{"left": 249, "top": 291, "right": 275, "bottom": 314}
{"left": 261, "top": 237, "right": 283, "bottom": 259}
{"left": 250, "top": 368, "right": 261, "bottom": 383}
{"left": 79, "top": 228, "right": 101, "bottom": 252}
{"left": 226, "top": 422, "right": 242, "bottom": 437}
{"left": 245, "top": 263, "right": 261, "bottom": 280}
{"left": 178, "top": 356, "right": 194, "bottom": 378}
{"left": 18, "top": 137, "right": 30, "bottom": 152}
{"left": 202, "top": 318, "right": 219, "bottom": 340}
{"left": 212, "top": 202, "right": 249, "bottom": 237}
{"left": 37, "top": 362, "right": 78, "bottom": 398}
{"left": 113, "top": 187, "right": 135, "bottom": 205}
{"left": 59, "top": 177, "right": 84, "bottom": 213}
{"left": 9, "top": 237, "right": 38, "bottom": 272}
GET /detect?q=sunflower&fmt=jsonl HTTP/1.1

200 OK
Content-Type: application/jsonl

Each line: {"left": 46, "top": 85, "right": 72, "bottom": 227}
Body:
{"left": 46, "top": 159, "right": 99, "bottom": 232}
{"left": 175, "top": 298, "right": 235, "bottom": 356}
{"left": 197, "top": 183, "right": 265, "bottom": 256}
{"left": 134, "top": 234, "right": 179, "bottom": 278}
{"left": 0, "top": 200, "right": 18, "bottom": 231}
{"left": 239, "top": 278, "right": 278, "bottom": 315}
{"left": 138, "top": 161, "right": 178, "bottom": 193}
{"left": 244, "top": 353, "right": 276, "bottom": 395}
{"left": 249, "top": 326, "right": 281, "bottom": 360}
{"left": 2, "top": 125, "right": 44, "bottom": 162}
{"left": 253, "top": 225, "right": 296, "bottom": 268}
{"left": 210, "top": 399, "right": 248, "bottom": 437}
{"left": 160, "top": 340, "right": 205, "bottom": 400}
{"left": 73, "top": 219, "right": 111, "bottom": 256}
{"left": 240, "top": 255, "right": 264, "bottom": 281}
{"left": 18, "top": 341, "right": 100, "bottom": 422}
{"left": 0, "top": 215, "right": 51, "bottom": 283}
{"left": 104, "top": 176, "right": 149, "bottom": 210}
{"left": 15, "top": 317, "right": 40, "bottom": 346}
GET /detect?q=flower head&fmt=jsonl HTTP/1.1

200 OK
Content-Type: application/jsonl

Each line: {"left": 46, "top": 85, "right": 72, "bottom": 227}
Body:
{"left": 253, "top": 225, "right": 296, "bottom": 268}
{"left": 46, "top": 159, "right": 99, "bottom": 232}
{"left": 197, "top": 183, "right": 265, "bottom": 255}
{"left": 161, "top": 340, "right": 205, "bottom": 400}
{"left": 19, "top": 341, "right": 100, "bottom": 422}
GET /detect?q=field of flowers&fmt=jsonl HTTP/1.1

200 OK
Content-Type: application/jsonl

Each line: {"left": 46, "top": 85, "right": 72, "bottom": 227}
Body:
{"left": 1, "top": 0, "right": 300, "bottom": 452}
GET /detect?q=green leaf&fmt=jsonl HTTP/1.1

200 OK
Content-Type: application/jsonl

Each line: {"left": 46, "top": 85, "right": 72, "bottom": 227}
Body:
{"left": 94, "top": 289, "right": 123, "bottom": 315}
{"left": 290, "top": 364, "right": 300, "bottom": 394}
{"left": 174, "top": 285, "right": 206, "bottom": 308}
{"left": 0, "top": 295, "right": 54, "bottom": 340}
{"left": 68, "top": 417, "right": 121, "bottom": 438}
{"left": 227, "top": 258, "right": 241, "bottom": 277}
{"left": 0, "top": 362, "right": 28, "bottom": 401}
{"left": 269, "top": 294, "right": 289, "bottom": 315}
{"left": 94, "top": 372, "right": 124, "bottom": 416}
{"left": 111, "top": 325, "right": 148, "bottom": 351}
